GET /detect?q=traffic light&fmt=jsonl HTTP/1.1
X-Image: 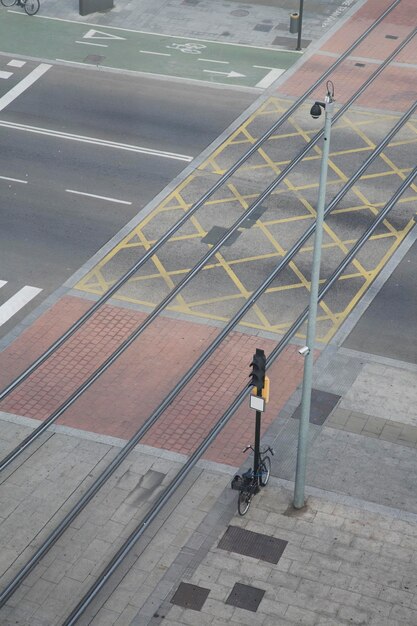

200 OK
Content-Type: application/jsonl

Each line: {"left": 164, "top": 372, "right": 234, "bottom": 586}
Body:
{"left": 249, "top": 348, "right": 266, "bottom": 394}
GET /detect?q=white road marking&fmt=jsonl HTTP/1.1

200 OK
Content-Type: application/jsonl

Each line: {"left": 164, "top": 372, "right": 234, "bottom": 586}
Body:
{"left": 76, "top": 41, "right": 108, "bottom": 48}
{"left": 0, "top": 281, "right": 7, "bottom": 289}
{"left": 83, "top": 29, "right": 125, "bottom": 41}
{"left": 198, "top": 58, "right": 229, "bottom": 64}
{"left": 0, "top": 71, "right": 13, "bottom": 80}
{"left": 0, "top": 175, "right": 27, "bottom": 184}
{"left": 255, "top": 68, "right": 285, "bottom": 88}
{"left": 7, "top": 60, "right": 26, "bottom": 68}
{"left": 0, "top": 63, "right": 51, "bottom": 113}
{"left": 203, "top": 69, "right": 245, "bottom": 78}
{"left": 0, "top": 120, "right": 193, "bottom": 162}
{"left": 0, "top": 286, "right": 42, "bottom": 326}
{"left": 66, "top": 189, "right": 132, "bottom": 205}
{"left": 139, "top": 50, "right": 171, "bottom": 57}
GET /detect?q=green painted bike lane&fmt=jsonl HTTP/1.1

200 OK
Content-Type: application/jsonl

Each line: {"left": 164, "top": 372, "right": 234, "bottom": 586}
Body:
{"left": 0, "top": 11, "right": 301, "bottom": 87}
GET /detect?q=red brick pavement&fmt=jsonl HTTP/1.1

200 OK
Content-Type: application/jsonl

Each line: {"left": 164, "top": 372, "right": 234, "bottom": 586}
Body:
{"left": 280, "top": 0, "right": 417, "bottom": 111}
{"left": 0, "top": 297, "right": 303, "bottom": 466}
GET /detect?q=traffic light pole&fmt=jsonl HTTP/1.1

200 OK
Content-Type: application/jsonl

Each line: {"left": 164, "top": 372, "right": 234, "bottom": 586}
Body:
{"left": 253, "top": 388, "right": 262, "bottom": 485}
{"left": 293, "top": 87, "right": 334, "bottom": 509}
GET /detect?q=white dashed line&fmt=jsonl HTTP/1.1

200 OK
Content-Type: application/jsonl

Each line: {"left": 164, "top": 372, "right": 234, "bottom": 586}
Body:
{"left": 75, "top": 41, "right": 108, "bottom": 48}
{"left": 139, "top": 50, "right": 171, "bottom": 56}
{"left": 0, "top": 175, "right": 28, "bottom": 184}
{"left": 198, "top": 58, "right": 229, "bottom": 64}
{"left": 0, "top": 71, "right": 13, "bottom": 80}
{"left": 65, "top": 189, "right": 132, "bottom": 205}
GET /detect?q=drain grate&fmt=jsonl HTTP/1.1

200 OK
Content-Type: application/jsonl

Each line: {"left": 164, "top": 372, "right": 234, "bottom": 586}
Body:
{"left": 385, "top": 34, "right": 399, "bottom": 39}
{"left": 170, "top": 582, "right": 210, "bottom": 611}
{"left": 201, "top": 226, "right": 240, "bottom": 246}
{"left": 355, "top": 63, "right": 366, "bottom": 67}
{"left": 218, "top": 525, "right": 287, "bottom": 564}
{"left": 84, "top": 55, "right": 105, "bottom": 64}
{"left": 226, "top": 582, "right": 265, "bottom": 612}
{"left": 291, "top": 388, "right": 341, "bottom": 425}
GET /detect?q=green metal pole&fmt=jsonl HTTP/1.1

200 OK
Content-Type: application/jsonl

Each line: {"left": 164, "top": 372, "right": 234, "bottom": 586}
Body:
{"left": 293, "top": 89, "right": 334, "bottom": 509}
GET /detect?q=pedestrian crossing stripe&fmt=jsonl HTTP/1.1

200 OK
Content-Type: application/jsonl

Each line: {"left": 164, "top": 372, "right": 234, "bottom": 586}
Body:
{"left": 0, "top": 282, "right": 42, "bottom": 326}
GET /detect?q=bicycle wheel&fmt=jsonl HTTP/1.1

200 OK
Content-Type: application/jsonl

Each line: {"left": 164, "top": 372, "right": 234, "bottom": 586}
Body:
{"left": 259, "top": 456, "right": 271, "bottom": 487}
{"left": 1, "top": 0, "right": 18, "bottom": 7}
{"left": 23, "top": 0, "right": 39, "bottom": 14}
{"left": 238, "top": 490, "right": 251, "bottom": 516}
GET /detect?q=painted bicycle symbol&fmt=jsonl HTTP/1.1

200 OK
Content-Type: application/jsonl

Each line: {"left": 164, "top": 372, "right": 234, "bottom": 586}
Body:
{"left": 166, "top": 42, "right": 207, "bottom": 54}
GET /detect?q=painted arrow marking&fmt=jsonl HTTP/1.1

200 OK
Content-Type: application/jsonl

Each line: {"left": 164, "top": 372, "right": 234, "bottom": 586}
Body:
{"left": 202, "top": 70, "right": 245, "bottom": 78}
{"left": 83, "top": 29, "right": 126, "bottom": 41}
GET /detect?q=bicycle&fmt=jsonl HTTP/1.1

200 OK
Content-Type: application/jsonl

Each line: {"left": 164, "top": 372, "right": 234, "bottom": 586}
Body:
{"left": 1, "top": 0, "right": 40, "bottom": 16}
{"left": 231, "top": 444, "right": 274, "bottom": 515}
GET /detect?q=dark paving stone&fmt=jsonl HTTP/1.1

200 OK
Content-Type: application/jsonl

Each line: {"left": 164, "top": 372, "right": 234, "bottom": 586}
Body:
{"left": 240, "top": 205, "right": 269, "bottom": 228}
{"left": 201, "top": 225, "right": 240, "bottom": 246}
{"left": 272, "top": 35, "right": 311, "bottom": 47}
{"left": 170, "top": 582, "right": 210, "bottom": 611}
{"left": 226, "top": 582, "right": 265, "bottom": 612}
{"left": 291, "top": 388, "right": 341, "bottom": 425}
{"left": 218, "top": 525, "right": 287, "bottom": 564}
{"left": 254, "top": 24, "right": 273, "bottom": 32}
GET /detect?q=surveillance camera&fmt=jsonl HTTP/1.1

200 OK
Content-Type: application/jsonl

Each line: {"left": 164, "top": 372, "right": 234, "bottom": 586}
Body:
{"left": 310, "top": 102, "right": 322, "bottom": 119}
{"left": 298, "top": 346, "right": 310, "bottom": 356}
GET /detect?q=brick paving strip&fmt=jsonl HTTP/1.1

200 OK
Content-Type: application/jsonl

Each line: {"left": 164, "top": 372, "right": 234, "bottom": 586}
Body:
{"left": 0, "top": 295, "right": 304, "bottom": 466}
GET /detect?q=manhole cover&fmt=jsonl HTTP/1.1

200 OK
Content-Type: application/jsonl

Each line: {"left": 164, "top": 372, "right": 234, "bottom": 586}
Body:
{"left": 84, "top": 55, "right": 105, "bottom": 64}
{"left": 291, "top": 389, "right": 341, "bottom": 425}
{"left": 218, "top": 525, "right": 287, "bottom": 564}
{"left": 231, "top": 9, "right": 249, "bottom": 16}
{"left": 226, "top": 582, "right": 265, "bottom": 612}
{"left": 170, "top": 582, "right": 210, "bottom": 611}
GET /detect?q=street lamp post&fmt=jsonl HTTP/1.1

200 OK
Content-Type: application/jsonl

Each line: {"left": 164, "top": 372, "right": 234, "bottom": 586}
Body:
{"left": 296, "top": 0, "right": 304, "bottom": 51}
{"left": 293, "top": 82, "right": 335, "bottom": 509}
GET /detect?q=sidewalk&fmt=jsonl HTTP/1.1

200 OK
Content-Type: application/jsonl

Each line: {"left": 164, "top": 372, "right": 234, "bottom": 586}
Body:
{"left": 37, "top": 0, "right": 364, "bottom": 50}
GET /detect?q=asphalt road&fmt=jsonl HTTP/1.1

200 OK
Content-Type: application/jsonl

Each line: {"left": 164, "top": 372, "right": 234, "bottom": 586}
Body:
{"left": 0, "top": 58, "right": 256, "bottom": 337}
{"left": 343, "top": 236, "right": 417, "bottom": 365}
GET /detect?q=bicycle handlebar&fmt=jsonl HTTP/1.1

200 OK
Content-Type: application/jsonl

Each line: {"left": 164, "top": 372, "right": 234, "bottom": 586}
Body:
{"left": 242, "top": 445, "right": 275, "bottom": 455}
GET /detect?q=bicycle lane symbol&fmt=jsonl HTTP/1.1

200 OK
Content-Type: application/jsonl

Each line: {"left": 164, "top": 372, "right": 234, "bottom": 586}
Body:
{"left": 166, "top": 42, "right": 207, "bottom": 54}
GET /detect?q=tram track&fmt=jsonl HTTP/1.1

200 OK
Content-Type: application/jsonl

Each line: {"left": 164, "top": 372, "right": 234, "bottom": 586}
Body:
{"left": 0, "top": 0, "right": 416, "bottom": 620}
{"left": 0, "top": 13, "right": 415, "bottom": 476}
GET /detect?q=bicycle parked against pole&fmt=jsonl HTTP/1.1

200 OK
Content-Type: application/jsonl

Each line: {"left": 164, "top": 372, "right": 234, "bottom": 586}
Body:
{"left": 231, "top": 444, "right": 274, "bottom": 515}
{"left": 1, "top": 0, "right": 40, "bottom": 16}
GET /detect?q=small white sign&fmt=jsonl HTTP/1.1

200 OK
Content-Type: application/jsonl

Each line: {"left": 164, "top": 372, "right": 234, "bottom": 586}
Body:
{"left": 250, "top": 395, "right": 265, "bottom": 412}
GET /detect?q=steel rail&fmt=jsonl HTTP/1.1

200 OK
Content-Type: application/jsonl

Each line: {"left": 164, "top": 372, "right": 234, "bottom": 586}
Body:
{"left": 1, "top": 103, "right": 414, "bottom": 608}
{"left": 1, "top": 27, "right": 414, "bottom": 474}
{"left": 62, "top": 168, "right": 417, "bottom": 625}
{"left": 0, "top": 0, "right": 402, "bottom": 403}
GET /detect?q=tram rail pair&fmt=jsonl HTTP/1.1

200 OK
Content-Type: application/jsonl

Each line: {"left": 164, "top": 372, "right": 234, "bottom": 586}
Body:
{"left": 0, "top": 0, "right": 415, "bottom": 620}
